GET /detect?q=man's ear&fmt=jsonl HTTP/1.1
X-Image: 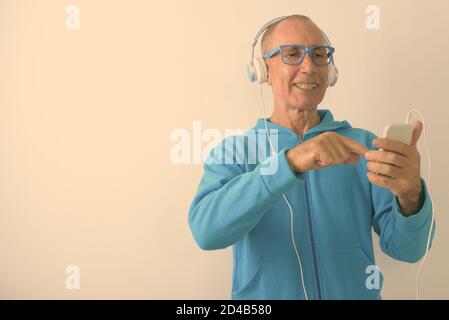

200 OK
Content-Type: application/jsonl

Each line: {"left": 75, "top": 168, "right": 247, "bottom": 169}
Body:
{"left": 266, "top": 62, "right": 272, "bottom": 86}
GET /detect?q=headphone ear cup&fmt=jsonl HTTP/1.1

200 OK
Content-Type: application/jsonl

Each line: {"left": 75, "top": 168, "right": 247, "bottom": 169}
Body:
{"left": 327, "top": 63, "right": 338, "bottom": 87}
{"left": 253, "top": 57, "right": 268, "bottom": 84}
{"left": 246, "top": 62, "right": 257, "bottom": 83}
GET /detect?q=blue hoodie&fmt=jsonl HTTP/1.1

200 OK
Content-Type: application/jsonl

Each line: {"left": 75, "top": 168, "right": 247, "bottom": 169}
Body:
{"left": 188, "top": 109, "right": 435, "bottom": 300}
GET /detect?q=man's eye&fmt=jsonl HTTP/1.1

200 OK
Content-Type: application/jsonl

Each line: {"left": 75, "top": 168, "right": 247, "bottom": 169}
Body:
{"left": 287, "top": 50, "right": 301, "bottom": 57}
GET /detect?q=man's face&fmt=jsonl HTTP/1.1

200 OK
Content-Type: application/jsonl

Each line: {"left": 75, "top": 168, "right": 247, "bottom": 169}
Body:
{"left": 264, "top": 19, "right": 330, "bottom": 111}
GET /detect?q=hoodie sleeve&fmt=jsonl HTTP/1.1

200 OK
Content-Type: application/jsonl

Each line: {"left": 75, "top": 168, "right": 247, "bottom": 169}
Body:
{"left": 188, "top": 137, "right": 304, "bottom": 250}
{"left": 368, "top": 137, "right": 436, "bottom": 263}
{"left": 372, "top": 178, "right": 435, "bottom": 263}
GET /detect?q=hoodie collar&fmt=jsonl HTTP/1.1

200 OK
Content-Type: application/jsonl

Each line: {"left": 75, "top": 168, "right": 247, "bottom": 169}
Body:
{"left": 255, "top": 109, "right": 351, "bottom": 139}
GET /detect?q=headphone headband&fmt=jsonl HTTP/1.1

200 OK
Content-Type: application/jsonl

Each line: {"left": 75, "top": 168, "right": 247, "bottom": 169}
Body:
{"left": 250, "top": 16, "right": 289, "bottom": 62}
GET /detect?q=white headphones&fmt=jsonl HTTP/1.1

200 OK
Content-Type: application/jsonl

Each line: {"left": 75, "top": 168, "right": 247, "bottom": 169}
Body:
{"left": 246, "top": 16, "right": 339, "bottom": 87}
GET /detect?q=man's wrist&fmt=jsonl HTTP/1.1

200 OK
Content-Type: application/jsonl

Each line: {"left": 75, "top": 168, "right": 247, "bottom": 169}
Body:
{"left": 397, "top": 183, "right": 424, "bottom": 217}
{"left": 286, "top": 149, "right": 301, "bottom": 173}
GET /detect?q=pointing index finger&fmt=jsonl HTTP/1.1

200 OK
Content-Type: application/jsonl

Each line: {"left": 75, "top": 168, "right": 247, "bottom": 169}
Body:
{"left": 339, "top": 135, "right": 369, "bottom": 155}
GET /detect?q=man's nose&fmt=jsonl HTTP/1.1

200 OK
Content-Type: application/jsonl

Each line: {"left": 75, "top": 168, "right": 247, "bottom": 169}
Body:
{"left": 299, "top": 52, "right": 317, "bottom": 74}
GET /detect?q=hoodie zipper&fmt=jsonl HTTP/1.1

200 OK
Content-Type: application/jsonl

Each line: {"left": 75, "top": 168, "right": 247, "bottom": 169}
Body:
{"left": 299, "top": 136, "right": 323, "bottom": 300}
{"left": 262, "top": 114, "right": 347, "bottom": 299}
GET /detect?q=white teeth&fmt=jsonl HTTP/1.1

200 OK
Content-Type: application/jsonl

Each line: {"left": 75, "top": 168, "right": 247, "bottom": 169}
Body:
{"left": 294, "top": 83, "right": 318, "bottom": 90}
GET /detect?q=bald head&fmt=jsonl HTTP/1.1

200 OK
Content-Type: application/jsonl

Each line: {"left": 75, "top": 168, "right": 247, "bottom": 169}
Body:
{"left": 260, "top": 15, "right": 328, "bottom": 55}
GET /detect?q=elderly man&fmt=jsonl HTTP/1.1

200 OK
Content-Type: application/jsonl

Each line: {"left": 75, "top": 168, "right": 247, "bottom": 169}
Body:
{"left": 188, "top": 15, "right": 435, "bottom": 300}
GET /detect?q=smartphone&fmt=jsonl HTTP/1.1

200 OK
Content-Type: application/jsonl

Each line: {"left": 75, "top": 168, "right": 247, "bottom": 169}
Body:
{"left": 371, "top": 124, "right": 414, "bottom": 177}
{"left": 381, "top": 124, "right": 413, "bottom": 149}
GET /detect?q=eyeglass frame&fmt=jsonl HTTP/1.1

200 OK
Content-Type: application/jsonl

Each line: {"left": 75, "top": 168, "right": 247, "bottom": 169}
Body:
{"left": 263, "top": 44, "right": 336, "bottom": 66}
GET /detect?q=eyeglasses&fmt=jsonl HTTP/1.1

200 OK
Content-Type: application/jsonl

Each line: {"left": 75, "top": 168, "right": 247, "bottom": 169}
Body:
{"left": 263, "top": 45, "right": 335, "bottom": 66}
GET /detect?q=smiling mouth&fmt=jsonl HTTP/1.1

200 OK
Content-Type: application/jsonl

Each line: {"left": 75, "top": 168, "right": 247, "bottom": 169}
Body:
{"left": 293, "top": 83, "right": 319, "bottom": 90}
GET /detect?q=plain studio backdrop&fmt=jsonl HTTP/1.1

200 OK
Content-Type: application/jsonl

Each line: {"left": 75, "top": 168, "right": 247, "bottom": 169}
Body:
{"left": 0, "top": 0, "right": 448, "bottom": 299}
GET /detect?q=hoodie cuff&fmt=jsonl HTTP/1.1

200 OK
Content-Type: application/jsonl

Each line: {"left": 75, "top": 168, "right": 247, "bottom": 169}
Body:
{"left": 259, "top": 148, "right": 304, "bottom": 198}
{"left": 393, "top": 178, "right": 433, "bottom": 232}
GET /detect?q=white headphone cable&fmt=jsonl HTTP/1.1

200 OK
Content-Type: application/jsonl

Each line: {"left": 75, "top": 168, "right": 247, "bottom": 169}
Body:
{"left": 258, "top": 84, "right": 309, "bottom": 300}
{"left": 405, "top": 109, "right": 435, "bottom": 300}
